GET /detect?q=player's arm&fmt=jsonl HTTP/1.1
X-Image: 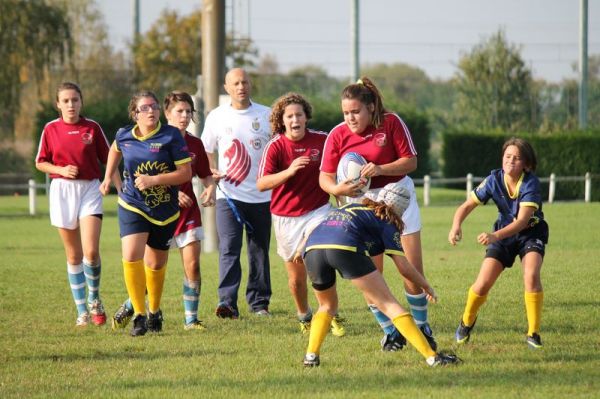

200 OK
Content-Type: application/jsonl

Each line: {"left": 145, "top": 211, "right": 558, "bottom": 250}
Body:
{"left": 205, "top": 151, "right": 224, "bottom": 183}
{"left": 319, "top": 170, "right": 364, "bottom": 198}
{"left": 361, "top": 156, "right": 417, "bottom": 179}
{"left": 36, "top": 161, "right": 79, "bottom": 179}
{"left": 100, "top": 143, "right": 122, "bottom": 195}
{"left": 448, "top": 197, "right": 478, "bottom": 245}
{"left": 256, "top": 156, "right": 309, "bottom": 191}
{"left": 477, "top": 205, "right": 536, "bottom": 245}
{"left": 198, "top": 175, "right": 216, "bottom": 206}
{"left": 390, "top": 254, "right": 437, "bottom": 303}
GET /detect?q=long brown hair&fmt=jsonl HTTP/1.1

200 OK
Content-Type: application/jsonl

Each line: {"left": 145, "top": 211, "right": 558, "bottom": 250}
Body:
{"left": 361, "top": 198, "right": 404, "bottom": 233}
{"left": 341, "top": 76, "right": 387, "bottom": 129}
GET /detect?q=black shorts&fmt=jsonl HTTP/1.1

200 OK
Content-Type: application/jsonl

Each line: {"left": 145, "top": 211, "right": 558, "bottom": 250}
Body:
{"left": 118, "top": 205, "right": 177, "bottom": 251}
{"left": 304, "top": 248, "right": 377, "bottom": 291}
{"left": 485, "top": 220, "right": 549, "bottom": 268}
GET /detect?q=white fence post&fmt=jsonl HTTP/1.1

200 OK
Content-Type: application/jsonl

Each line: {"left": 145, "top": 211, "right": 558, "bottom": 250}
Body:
{"left": 466, "top": 173, "right": 473, "bottom": 199}
{"left": 28, "top": 179, "right": 36, "bottom": 216}
{"left": 423, "top": 175, "right": 430, "bottom": 207}
{"left": 585, "top": 172, "right": 591, "bottom": 203}
{"left": 548, "top": 173, "right": 556, "bottom": 203}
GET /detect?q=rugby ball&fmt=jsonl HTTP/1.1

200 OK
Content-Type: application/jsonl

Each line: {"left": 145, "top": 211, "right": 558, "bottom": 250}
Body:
{"left": 336, "top": 152, "right": 370, "bottom": 194}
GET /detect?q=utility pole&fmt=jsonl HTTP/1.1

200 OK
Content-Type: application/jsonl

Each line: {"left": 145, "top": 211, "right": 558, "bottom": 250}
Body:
{"left": 131, "top": 0, "right": 140, "bottom": 80}
{"left": 351, "top": 0, "right": 359, "bottom": 82}
{"left": 579, "top": 0, "right": 588, "bottom": 129}
{"left": 201, "top": 0, "right": 226, "bottom": 253}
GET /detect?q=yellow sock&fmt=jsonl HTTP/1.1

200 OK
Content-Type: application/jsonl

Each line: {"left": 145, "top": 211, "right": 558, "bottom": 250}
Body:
{"left": 462, "top": 286, "right": 487, "bottom": 326}
{"left": 307, "top": 311, "right": 333, "bottom": 355}
{"left": 392, "top": 313, "right": 436, "bottom": 359}
{"left": 122, "top": 259, "right": 146, "bottom": 315}
{"left": 525, "top": 291, "right": 543, "bottom": 336}
{"left": 145, "top": 264, "right": 167, "bottom": 314}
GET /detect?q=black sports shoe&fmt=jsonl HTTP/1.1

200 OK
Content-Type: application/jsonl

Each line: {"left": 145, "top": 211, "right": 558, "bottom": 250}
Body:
{"left": 526, "top": 332, "right": 543, "bottom": 349}
{"left": 147, "top": 310, "right": 163, "bottom": 333}
{"left": 130, "top": 314, "right": 148, "bottom": 337}
{"left": 420, "top": 323, "right": 438, "bottom": 351}
{"left": 215, "top": 303, "right": 239, "bottom": 319}
{"left": 303, "top": 353, "right": 320, "bottom": 367}
{"left": 380, "top": 331, "right": 406, "bottom": 352}
{"left": 455, "top": 319, "right": 476, "bottom": 344}
{"left": 427, "top": 352, "right": 461, "bottom": 367}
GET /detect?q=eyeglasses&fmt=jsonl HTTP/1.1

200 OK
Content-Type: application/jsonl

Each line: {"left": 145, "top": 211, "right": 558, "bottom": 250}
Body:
{"left": 137, "top": 103, "right": 160, "bottom": 113}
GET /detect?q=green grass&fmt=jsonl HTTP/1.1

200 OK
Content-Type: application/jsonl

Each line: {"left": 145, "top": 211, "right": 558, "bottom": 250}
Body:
{"left": 1, "top": 194, "right": 599, "bottom": 398}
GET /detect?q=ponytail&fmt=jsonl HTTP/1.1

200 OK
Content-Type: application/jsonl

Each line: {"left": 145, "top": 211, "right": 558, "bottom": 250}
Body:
{"left": 341, "top": 77, "right": 386, "bottom": 128}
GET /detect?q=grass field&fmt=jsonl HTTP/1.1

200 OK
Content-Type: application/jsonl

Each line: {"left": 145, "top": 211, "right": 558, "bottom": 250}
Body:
{"left": 1, "top": 193, "right": 599, "bottom": 398}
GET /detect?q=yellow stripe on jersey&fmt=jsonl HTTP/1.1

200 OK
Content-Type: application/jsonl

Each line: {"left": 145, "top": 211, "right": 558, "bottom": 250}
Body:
{"left": 118, "top": 197, "right": 180, "bottom": 225}
{"left": 520, "top": 201, "right": 539, "bottom": 209}
{"left": 503, "top": 172, "right": 524, "bottom": 199}
{"left": 470, "top": 191, "right": 482, "bottom": 205}
{"left": 175, "top": 157, "right": 192, "bottom": 165}
{"left": 132, "top": 122, "right": 162, "bottom": 141}
{"left": 384, "top": 249, "right": 403, "bottom": 256}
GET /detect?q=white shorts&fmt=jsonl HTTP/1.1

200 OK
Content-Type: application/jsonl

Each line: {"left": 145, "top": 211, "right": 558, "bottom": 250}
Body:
{"left": 273, "top": 203, "right": 332, "bottom": 261}
{"left": 49, "top": 179, "right": 103, "bottom": 229}
{"left": 353, "top": 176, "right": 421, "bottom": 235}
{"left": 171, "top": 227, "right": 205, "bottom": 249}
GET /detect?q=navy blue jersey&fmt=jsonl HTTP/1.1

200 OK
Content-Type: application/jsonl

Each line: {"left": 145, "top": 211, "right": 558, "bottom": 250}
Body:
{"left": 472, "top": 169, "right": 544, "bottom": 230}
{"left": 115, "top": 122, "right": 191, "bottom": 225}
{"left": 305, "top": 203, "right": 403, "bottom": 256}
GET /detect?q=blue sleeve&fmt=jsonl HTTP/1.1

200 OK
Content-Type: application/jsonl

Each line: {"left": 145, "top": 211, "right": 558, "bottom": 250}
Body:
{"left": 472, "top": 174, "right": 493, "bottom": 205}
{"left": 520, "top": 174, "right": 541, "bottom": 209}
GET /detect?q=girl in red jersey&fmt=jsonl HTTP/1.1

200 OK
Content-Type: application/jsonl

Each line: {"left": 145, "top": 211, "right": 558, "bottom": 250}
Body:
{"left": 257, "top": 92, "right": 344, "bottom": 336}
{"left": 319, "top": 77, "right": 436, "bottom": 351}
{"left": 35, "top": 82, "right": 119, "bottom": 327}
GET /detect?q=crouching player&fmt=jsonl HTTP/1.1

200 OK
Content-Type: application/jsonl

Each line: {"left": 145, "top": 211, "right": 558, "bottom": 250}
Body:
{"left": 302, "top": 182, "right": 460, "bottom": 367}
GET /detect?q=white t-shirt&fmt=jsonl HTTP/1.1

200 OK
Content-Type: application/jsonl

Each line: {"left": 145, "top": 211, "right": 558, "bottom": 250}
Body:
{"left": 201, "top": 101, "right": 272, "bottom": 203}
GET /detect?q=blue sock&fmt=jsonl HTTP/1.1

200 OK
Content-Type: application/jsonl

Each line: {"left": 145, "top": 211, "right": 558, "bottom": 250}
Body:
{"left": 67, "top": 263, "right": 88, "bottom": 315}
{"left": 405, "top": 292, "right": 428, "bottom": 327}
{"left": 368, "top": 304, "right": 398, "bottom": 335}
{"left": 183, "top": 278, "right": 200, "bottom": 325}
{"left": 123, "top": 298, "right": 133, "bottom": 311}
{"left": 83, "top": 258, "right": 101, "bottom": 303}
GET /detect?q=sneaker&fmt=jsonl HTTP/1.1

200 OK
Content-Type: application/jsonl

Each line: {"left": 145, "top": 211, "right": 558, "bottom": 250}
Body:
{"left": 526, "top": 333, "right": 543, "bottom": 349}
{"left": 184, "top": 320, "right": 207, "bottom": 331}
{"left": 420, "top": 323, "right": 438, "bottom": 351}
{"left": 130, "top": 314, "right": 147, "bottom": 337}
{"left": 254, "top": 308, "right": 271, "bottom": 316}
{"left": 147, "top": 310, "right": 163, "bottom": 333}
{"left": 330, "top": 315, "right": 346, "bottom": 337}
{"left": 76, "top": 312, "right": 89, "bottom": 327}
{"left": 380, "top": 331, "right": 406, "bottom": 352}
{"left": 427, "top": 352, "right": 461, "bottom": 367}
{"left": 112, "top": 302, "right": 134, "bottom": 331}
{"left": 303, "top": 353, "right": 320, "bottom": 367}
{"left": 299, "top": 320, "right": 311, "bottom": 335}
{"left": 89, "top": 299, "right": 107, "bottom": 326}
{"left": 215, "top": 304, "right": 239, "bottom": 319}
{"left": 455, "top": 319, "right": 476, "bottom": 344}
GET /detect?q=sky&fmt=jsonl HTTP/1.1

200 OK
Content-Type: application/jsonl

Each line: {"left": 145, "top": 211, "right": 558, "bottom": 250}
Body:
{"left": 98, "top": 0, "right": 600, "bottom": 83}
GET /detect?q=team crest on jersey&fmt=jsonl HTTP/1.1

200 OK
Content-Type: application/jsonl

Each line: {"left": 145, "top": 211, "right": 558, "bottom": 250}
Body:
{"left": 309, "top": 148, "right": 320, "bottom": 161}
{"left": 135, "top": 161, "right": 171, "bottom": 208}
{"left": 374, "top": 133, "right": 387, "bottom": 147}
{"left": 251, "top": 118, "right": 260, "bottom": 132}
{"left": 149, "top": 143, "right": 162, "bottom": 153}
{"left": 250, "top": 138, "right": 262, "bottom": 150}
{"left": 81, "top": 132, "right": 93, "bottom": 145}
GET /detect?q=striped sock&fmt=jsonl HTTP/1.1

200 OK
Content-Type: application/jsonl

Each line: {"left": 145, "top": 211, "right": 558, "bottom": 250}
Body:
{"left": 123, "top": 298, "right": 133, "bottom": 311}
{"left": 67, "top": 263, "right": 88, "bottom": 315}
{"left": 83, "top": 258, "right": 101, "bottom": 303}
{"left": 183, "top": 278, "right": 200, "bottom": 325}
{"left": 368, "top": 304, "right": 398, "bottom": 335}
{"left": 405, "top": 292, "right": 428, "bottom": 327}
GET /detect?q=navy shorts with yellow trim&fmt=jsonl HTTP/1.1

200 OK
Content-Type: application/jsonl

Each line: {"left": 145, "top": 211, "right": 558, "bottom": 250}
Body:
{"left": 485, "top": 220, "right": 549, "bottom": 268}
{"left": 304, "top": 248, "right": 377, "bottom": 291}
{"left": 118, "top": 205, "right": 177, "bottom": 250}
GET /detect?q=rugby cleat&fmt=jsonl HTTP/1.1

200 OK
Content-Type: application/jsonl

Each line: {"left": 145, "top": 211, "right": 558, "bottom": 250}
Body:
{"left": 147, "top": 310, "right": 163, "bottom": 333}
{"left": 420, "top": 323, "right": 438, "bottom": 351}
{"left": 330, "top": 314, "right": 346, "bottom": 337}
{"left": 455, "top": 319, "right": 476, "bottom": 344}
{"left": 299, "top": 320, "right": 311, "bottom": 335}
{"left": 380, "top": 331, "right": 406, "bottom": 351}
{"left": 130, "top": 314, "right": 147, "bottom": 337}
{"left": 427, "top": 352, "right": 461, "bottom": 367}
{"left": 215, "top": 303, "right": 239, "bottom": 319}
{"left": 303, "top": 353, "right": 320, "bottom": 367}
{"left": 184, "top": 319, "right": 207, "bottom": 331}
{"left": 76, "top": 312, "right": 89, "bottom": 327}
{"left": 89, "top": 299, "right": 107, "bottom": 326}
{"left": 526, "top": 333, "right": 543, "bottom": 349}
{"left": 112, "top": 302, "right": 134, "bottom": 330}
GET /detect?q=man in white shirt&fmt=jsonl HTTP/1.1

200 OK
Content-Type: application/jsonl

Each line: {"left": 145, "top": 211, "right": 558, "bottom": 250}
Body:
{"left": 201, "top": 68, "right": 272, "bottom": 318}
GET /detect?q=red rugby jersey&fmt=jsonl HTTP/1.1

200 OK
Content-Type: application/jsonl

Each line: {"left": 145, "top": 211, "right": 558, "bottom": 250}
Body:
{"left": 35, "top": 117, "right": 110, "bottom": 180}
{"left": 320, "top": 113, "right": 417, "bottom": 189}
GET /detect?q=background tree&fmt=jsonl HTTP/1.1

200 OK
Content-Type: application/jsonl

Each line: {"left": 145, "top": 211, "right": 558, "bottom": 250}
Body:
{"left": 0, "top": 0, "right": 71, "bottom": 140}
{"left": 453, "top": 29, "right": 539, "bottom": 132}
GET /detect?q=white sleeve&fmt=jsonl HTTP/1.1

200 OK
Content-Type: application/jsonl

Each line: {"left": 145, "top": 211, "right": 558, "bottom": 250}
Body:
{"left": 200, "top": 111, "right": 217, "bottom": 153}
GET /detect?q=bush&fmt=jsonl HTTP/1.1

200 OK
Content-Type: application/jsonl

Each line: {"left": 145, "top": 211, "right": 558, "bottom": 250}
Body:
{"left": 442, "top": 131, "right": 600, "bottom": 200}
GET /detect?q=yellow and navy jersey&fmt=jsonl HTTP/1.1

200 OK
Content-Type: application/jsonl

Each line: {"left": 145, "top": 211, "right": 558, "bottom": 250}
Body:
{"left": 305, "top": 203, "right": 403, "bottom": 257}
{"left": 115, "top": 122, "right": 191, "bottom": 225}
{"left": 472, "top": 169, "right": 544, "bottom": 230}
